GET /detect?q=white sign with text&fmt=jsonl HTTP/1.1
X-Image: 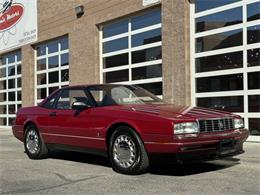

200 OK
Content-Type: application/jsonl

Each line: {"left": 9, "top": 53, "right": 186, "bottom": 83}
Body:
{"left": 143, "top": 0, "right": 161, "bottom": 6}
{"left": 0, "top": 0, "right": 37, "bottom": 52}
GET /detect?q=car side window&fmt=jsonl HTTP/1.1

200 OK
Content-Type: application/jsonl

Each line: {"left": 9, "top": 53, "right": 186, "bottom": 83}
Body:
{"left": 56, "top": 90, "right": 70, "bottom": 109}
{"left": 89, "top": 89, "right": 107, "bottom": 106}
{"left": 55, "top": 89, "right": 89, "bottom": 109}
{"left": 43, "top": 92, "right": 60, "bottom": 109}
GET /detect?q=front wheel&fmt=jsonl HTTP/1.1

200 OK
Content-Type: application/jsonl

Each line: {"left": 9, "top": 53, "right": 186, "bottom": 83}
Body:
{"left": 109, "top": 126, "right": 149, "bottom": 175}
{"left": 24, "top": 124, "right": 48, "bottom": 159}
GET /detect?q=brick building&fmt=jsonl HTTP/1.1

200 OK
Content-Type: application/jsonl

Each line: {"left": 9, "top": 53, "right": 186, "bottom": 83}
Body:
{"left": 0, "top": 0, "right": 259, "bottom": 139}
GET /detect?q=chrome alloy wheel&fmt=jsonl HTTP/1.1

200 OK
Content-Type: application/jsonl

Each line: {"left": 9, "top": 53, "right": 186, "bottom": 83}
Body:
{"left": 26, "top": 129, "right": 40, "bottom": 154}
{"left": 113, "top": 135, "right": 137, "bottom": 168}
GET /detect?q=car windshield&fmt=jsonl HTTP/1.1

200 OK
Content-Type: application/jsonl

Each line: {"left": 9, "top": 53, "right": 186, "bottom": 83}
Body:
{"left": 88, "top": 85, "right": 163, "bottom": 106}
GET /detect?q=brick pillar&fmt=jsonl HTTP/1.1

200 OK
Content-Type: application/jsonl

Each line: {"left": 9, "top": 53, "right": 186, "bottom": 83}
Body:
{"left": 21, "top": 45, "right": 35, "bottom": 107}
{"left": 162, "top": 0, "right": 191, "bottom": 106}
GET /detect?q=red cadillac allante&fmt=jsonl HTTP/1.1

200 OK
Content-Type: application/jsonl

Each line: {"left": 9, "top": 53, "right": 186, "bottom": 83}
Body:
{"left": 13, "top": 84, "right": 249, "bottom": 174}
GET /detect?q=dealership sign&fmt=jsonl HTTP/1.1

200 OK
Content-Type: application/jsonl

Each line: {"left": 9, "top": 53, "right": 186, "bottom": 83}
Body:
{"left": 0, "top": 0, "right": 37, "bottom": 52}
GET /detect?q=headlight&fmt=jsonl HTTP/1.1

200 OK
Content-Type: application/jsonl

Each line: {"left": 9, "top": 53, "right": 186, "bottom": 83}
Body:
{"left": 234, "top": 118, "right": 244, "bottom": 129}
{"left": 174, "top": 122, "right": 199, "bottom": 134}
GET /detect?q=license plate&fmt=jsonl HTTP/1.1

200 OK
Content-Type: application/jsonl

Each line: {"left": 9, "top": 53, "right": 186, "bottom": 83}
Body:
{"left": 219, "top": 139, "right": 235, "bottom": 155}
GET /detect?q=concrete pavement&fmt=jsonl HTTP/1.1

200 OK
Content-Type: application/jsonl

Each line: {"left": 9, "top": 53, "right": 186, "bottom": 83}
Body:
{"left": 0, "top": 129, "right": 260, "bottom": 195}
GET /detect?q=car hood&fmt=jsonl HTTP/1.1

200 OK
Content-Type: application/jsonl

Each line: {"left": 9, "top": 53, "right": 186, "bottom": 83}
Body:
{"left": 115, "top": 104, "right": 237, "bottom": 120}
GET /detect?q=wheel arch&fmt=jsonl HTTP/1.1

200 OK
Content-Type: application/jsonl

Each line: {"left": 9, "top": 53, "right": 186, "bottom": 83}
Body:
{"left": 105, "top": 121, "right": 143, "bottom": 149}
{"left": 23, "top": 120, "right": 38, "bottom": 135}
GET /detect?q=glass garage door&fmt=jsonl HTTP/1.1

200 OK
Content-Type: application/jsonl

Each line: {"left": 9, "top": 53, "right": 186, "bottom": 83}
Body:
{"left": 0, "top": 51, "right": 22, "bottom": 127}
{"left": 101, "top": 9, "right": 163, "bottom": 97}
{"left": 35, "top": 36, "right": 69, "bottom": 103}
{"left": 191, "top": 0, "right": 260, "bottom": 135}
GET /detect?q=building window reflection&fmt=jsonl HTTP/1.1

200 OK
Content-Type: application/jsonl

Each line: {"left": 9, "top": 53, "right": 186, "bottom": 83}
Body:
{"left": 0, "top": 51, "right": 22, "bottom": 127}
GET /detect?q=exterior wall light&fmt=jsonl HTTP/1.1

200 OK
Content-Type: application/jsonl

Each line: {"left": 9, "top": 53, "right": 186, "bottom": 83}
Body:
{"left": 75, "top": 5, "right": 84, "bottom": 18}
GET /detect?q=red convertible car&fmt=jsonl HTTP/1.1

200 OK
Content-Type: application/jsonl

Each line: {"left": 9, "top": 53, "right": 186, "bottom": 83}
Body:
{"left": 13, "top": 84, "right": 249, "bottom": 174}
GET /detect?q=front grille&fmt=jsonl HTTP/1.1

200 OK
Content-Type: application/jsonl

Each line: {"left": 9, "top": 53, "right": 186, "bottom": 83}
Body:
{"left": 198, "top": 118, "right": 234, "bottom": 132}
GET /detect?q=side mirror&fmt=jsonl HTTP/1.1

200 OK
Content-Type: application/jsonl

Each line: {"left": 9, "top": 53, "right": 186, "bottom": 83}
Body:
{"left": 72, "top": 101, "right": 91, "bottom": 110}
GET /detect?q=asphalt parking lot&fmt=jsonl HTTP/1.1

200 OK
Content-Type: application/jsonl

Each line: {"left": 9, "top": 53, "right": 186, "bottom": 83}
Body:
{"left": 0, "top": 129, "right": 260, "bottom": 195}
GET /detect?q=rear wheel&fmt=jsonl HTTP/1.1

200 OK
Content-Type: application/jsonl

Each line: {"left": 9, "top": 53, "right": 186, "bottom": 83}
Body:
{"left": 24, "top": 124, "right": 48, "bottom": 159}
{"left": 109, "top": 126, "right": 149, "bottom": 175}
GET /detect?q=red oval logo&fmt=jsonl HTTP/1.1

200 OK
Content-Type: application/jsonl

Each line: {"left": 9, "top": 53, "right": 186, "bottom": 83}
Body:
{"left": 0, "top": 4, "right": 24, "bottom": 31}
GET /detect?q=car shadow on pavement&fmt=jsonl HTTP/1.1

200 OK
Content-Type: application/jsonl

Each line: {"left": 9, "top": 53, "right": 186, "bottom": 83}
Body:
{"left": 48, "top": 150, "right": 111, "bottom": 168}
{"left": 48, "top": 150, "right": 240, "bottom": 176}
{"left": 149, "top": 157, "right": 240, "bottom": 176}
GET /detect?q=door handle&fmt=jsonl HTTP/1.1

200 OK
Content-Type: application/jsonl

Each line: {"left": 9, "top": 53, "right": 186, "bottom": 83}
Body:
{"left": 49, "top": 112, "right": 57, "bottom": 117}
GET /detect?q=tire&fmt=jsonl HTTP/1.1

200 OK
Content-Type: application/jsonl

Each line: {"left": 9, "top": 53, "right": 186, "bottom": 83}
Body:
{"left": 109, "top": 126, "right": 149, "bottom": 175}
{"left": 24, "top": 124, "right": 48, "bottom": 159}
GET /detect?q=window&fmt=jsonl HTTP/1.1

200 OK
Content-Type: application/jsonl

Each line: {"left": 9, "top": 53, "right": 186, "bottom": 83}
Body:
{"left": 48, "top": 55, "right": 59, "bottom": 69}
{"left": 37, "top": 88, "right": 46, "bottom": 100}
{"left": 248, "top": 72, "right": 260, "bottom": 89}
{"left": 56, "top": 90, "right": 70, "bottom": 109}
{"left": 197, "top": 96, "right": 244, "bottom": 112}
{"left": 132, "top": 46, "right": 162, "bottom": 64}
{"left": 55, "top": 89, "right": 89, "bottom": 109}
{"left": 101, "top": 10, "right": 162, "bottom": 96}
{"left": 196, "top": 7, "right": 242, "bottom": 33}
{"left": 36, "top": 36, "right": 69, "bottom": 103}
{"left": 132, "top": 64, "right": 162, "bottom": 80}
{"left": 196, "top": 74, "right": 243, "bottom": 93}
{"left": 249, "top": 118, "right": 260, "bottom": 135}
{"left": 103, "top": 20, "right": 128, "bottom": 38}
{"left": 49, "top": 86, "right": 59, "bottom": 95}
{"left": 103, "top": 53, "right": 128, "bottom": 68}
{"left": 104, "top": 69, "right": 129, "bottom": 83}
{"left": 37, "top": 59, "right": 46, "bottom": 71}
{"left": 192, "top": 0, "right": 260, "bottom": 135}
{"left": 247, "top": 25, "right": 260, "bottom": 44}
{"left": 247, "top": 2, "right": 260, "bottom": 21}
{"left": 0, "top": 51, "right": 22, "bottom": 127}
{"left": 88, "top": 85, "right": 162, "bottom": 107}
{"left": 248, "top": 95, "right": 260, "bottom": 112}
{"left": 196, "top": 29, "right": 242, "bottom": 53}
{"left": 248, "top": 48, "right": 260, "bottom": 67}
{"left": 131, "top": 10, "right": 161, "bottom": 30}
{"left": 196, "top": 51, "right": 243, "bottom": 72}
{"left": 49, "top": 71, "right": 59, "bottom": 84}
{"left": 43, "top": 91, "right": 60, "bottom": 109}
{"left": 103, "top": 37, "right": 128, "bottom": 53}
{"left": 195, "top": 0, "right": 241, "bottom": 13}
{"left": 137, "top": 82, "right": 162, "bottom": 96}
{"left": 132, "top": 28, "right": 161, "bottom": 47}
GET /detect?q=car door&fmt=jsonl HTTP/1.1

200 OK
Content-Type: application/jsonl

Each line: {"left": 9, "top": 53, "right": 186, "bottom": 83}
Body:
{"left": 37, "top": 91, "right": 62, "bottom": 143}
{"left": 47, "top": 88, "right": 94, "bottom": 148}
